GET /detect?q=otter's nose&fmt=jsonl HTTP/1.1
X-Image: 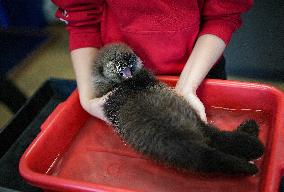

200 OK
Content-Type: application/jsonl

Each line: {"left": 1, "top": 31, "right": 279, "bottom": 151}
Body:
{"left": 120, "top": 67, "right": 132, "bottom": 79}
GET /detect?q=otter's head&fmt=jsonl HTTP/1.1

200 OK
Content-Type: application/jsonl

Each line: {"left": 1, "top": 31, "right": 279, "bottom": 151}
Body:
{"left": 99, "top": 43, "right": 143, "bottom": 83}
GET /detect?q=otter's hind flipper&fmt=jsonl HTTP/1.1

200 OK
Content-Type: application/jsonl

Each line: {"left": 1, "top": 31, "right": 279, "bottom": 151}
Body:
{"left": 195, "top": 145, "right": 258, "bottom": 175}
{"left": 201, "top": 123, "right": 264, "bottom": 161}
{"left": 163, "top": 139, "right": 258, "bottom": 175}
{"left": 208, "top": 131, "right": 264, "bottom": 161}
{"left": 236, "top": 119, "right": 260, "bottom": 137}
{"left": 128, "top": 130, "right": 258, "bottom": 175}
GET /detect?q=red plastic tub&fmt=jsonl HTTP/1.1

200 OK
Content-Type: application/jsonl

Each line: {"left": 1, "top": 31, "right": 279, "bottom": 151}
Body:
{"left": 19, "top": 77, "right": 284, "bottom": 192}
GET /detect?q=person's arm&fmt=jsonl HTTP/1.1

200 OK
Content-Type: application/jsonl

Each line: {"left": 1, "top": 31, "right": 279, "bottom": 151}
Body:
{"left": 175, "top": 34, "right": 225, "bottom": 122}
{"left": 176, "top": 0, "right": 253, "bottom": 122}
{"left": 71, "top": 47, "right": 110, "bottom": 122}
{"left": 52, "top": 1, "right": 110, "bottom": 121}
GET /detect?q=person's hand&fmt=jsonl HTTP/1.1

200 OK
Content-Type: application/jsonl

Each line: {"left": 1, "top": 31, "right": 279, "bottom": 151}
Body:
{"left": 175, "top": 85, "right": 207, "bottom": 123}
{"left": 81, "top": 92, "right": 112, "bottom": 124}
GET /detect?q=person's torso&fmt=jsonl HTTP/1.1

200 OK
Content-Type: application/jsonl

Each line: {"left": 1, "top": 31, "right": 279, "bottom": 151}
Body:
{"left": 101, "top": 0, "right": 202, "bottom": 75}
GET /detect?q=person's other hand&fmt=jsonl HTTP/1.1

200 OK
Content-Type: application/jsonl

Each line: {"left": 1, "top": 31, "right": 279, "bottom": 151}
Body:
{"left": 175, "top": 86, "right": 207, "bottom": 123}
{"left": 81, "top": 92, "right": 111, "bottom": 124}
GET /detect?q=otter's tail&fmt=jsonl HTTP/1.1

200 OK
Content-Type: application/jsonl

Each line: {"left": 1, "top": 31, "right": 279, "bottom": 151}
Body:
{"left": 138, "top": 132, "right": 258, "bottom": 175}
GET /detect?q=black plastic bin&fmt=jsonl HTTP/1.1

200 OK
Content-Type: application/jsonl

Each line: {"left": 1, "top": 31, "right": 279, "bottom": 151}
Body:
{"left": 0, "top": 78, "right": 76, "bottom": 192}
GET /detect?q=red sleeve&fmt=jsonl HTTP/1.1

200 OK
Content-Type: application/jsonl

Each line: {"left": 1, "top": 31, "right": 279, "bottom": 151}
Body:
{"left": 51, "top": 0, "right": 105, "bottom": 50}
{"left": 199, "top": 0, "right": 253, "bottom": 44}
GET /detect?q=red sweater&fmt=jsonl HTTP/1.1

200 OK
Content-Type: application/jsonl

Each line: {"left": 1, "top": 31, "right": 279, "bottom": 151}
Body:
{"left": 52, "top": 0, "right": 252, "bottom": 75}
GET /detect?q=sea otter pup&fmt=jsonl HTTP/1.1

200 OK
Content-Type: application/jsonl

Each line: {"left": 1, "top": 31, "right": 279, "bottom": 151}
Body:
{"left": 92, "top": 43, "right": 264, "bottom": 175}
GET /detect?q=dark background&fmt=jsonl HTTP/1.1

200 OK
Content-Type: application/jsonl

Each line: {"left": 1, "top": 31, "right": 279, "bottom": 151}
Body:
{"left": 225, "top": 0, "right": 284, "bottom": 81}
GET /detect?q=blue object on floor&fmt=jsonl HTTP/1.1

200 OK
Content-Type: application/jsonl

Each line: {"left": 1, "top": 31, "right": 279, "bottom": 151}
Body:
{"left": 0, "top": 3, "right": 9, "bottom": 29}
{"left": 0, "top": 0, "right": 48, "bottom": 73}
{"left": 1, "top": 0, "right": 46, "bottom": 28}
